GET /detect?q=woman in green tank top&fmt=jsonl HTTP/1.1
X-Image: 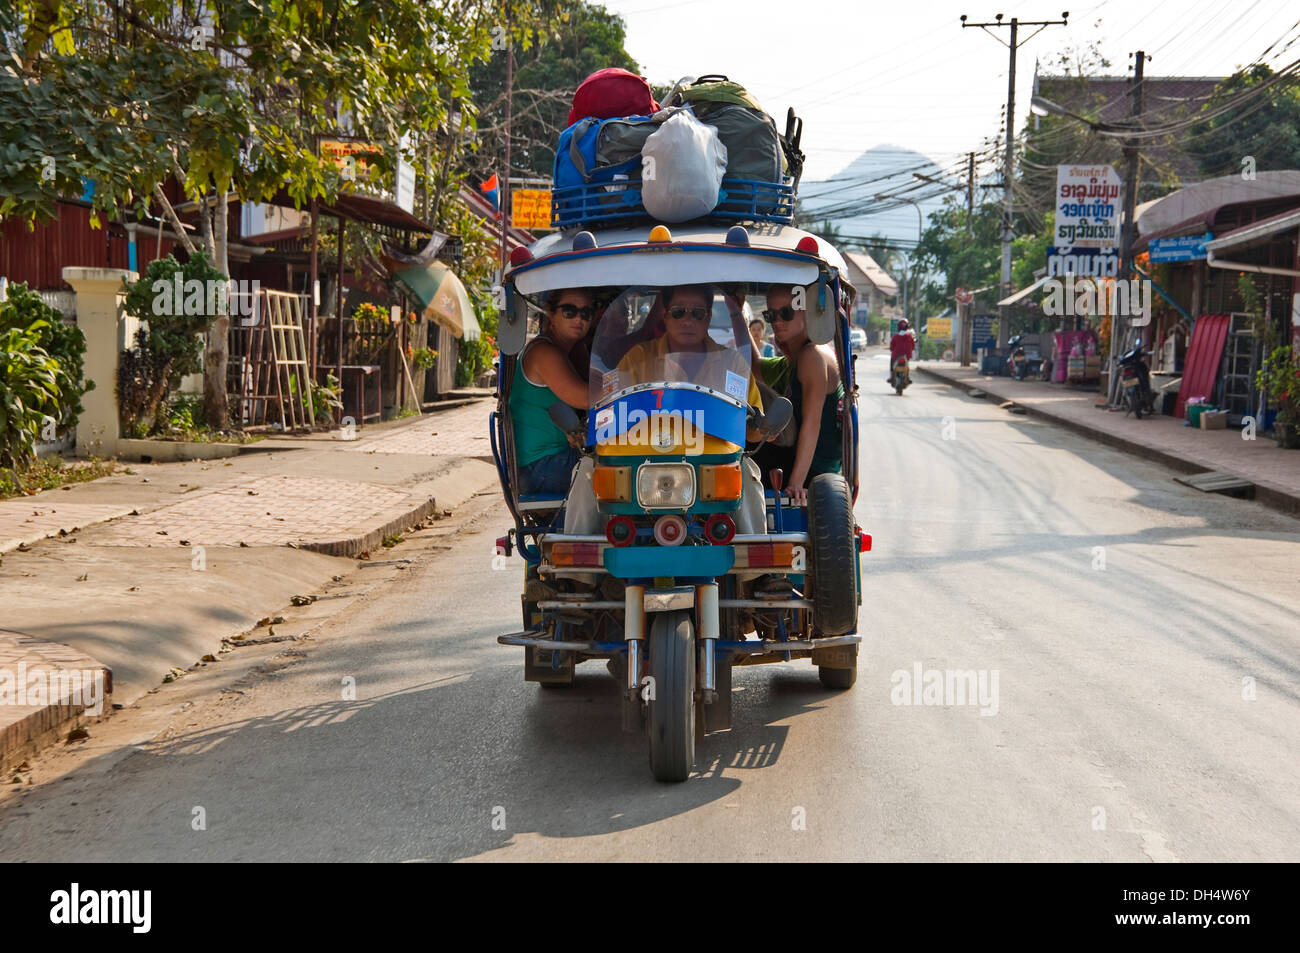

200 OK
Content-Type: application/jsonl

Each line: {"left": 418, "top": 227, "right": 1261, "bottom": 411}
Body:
{"left": 759, "top": 284, "right": 844, "bottom": 505}
{"left": 510, "top": 288, "right": 593, "bottom": 494}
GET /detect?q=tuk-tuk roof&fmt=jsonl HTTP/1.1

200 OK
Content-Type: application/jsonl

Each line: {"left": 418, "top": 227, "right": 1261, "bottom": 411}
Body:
{"left": 507, "top": 222, "right": 851, "bottom": 296}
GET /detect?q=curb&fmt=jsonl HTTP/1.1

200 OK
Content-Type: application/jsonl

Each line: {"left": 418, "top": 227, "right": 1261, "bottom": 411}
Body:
{"left": 0, "top": 630, "right": 114, "bottom": 776}
{"left": 916, "top": 366, "right": 1300, "bottom": 519}
{"left": 298, "top": 495, "right": 440, "bottom": 558}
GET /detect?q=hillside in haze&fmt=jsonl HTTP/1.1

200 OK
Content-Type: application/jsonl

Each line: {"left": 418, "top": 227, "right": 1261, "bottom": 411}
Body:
{"left": 796, "top": 144, "right": 955, "bottom": 251}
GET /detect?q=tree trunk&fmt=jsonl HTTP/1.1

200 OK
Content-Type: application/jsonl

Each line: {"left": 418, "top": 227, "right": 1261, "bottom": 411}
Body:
{"left": 203, "top": 193, "right": 230, "bottom": 430}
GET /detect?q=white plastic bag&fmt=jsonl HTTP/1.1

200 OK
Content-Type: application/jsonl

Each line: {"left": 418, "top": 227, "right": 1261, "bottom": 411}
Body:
{"left": 640, "top": 111, "right": 727, "bottom": 222}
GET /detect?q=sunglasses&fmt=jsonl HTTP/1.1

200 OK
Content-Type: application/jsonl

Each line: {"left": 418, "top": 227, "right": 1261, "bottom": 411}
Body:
{"left": 554, "top": 303, "right": 594, "bottom": 320}
{"left": 763, "top": 306, "right": 798, "bottom": 324}
{"left": 667, "top": 306, "right": 710, "bottom": 321}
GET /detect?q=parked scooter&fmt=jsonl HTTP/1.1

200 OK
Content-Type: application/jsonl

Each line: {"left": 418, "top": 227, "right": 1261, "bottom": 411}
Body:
{"left": 890, "top": 355, "right": 911, "bottom": 395}
{"left": 1118, "top": 343, "right": 1155, "bottom": 418}
{"left": 1007, "top": 333, "right": 1042, "bottom": 381}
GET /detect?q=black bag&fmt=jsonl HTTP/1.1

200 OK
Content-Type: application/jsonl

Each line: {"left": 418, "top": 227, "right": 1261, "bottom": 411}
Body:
{"left": 665, "top": 75, "right": 803, "bottom": 212}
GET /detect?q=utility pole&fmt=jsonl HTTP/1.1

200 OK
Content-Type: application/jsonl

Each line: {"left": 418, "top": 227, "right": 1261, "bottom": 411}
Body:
{"left": 962, "top": 11, "right": 1069, "bottom": 350}
{"left": 500, "top": 10, "right": 513, "bottom": 279}
{"left": 1108, "top": 49, "right": 1146, "bottom": 407}
{"left": 968, "top": 151, "right": 975, "bottom": 221}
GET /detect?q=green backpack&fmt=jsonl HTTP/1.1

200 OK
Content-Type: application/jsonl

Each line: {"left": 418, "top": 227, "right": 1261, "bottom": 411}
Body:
{"left": 665, "top": 75, "right": 787, "bottom": 181}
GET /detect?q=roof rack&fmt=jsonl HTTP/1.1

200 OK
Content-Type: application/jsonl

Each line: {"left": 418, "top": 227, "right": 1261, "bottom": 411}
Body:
{"left": 552, "top": 176, "right": 795, "bottom": 230}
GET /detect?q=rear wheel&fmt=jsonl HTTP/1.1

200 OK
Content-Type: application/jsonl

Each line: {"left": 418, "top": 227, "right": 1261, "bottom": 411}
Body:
{"left": 894, "top": 377, "right": 905, "bottom": 395}
{"left": 1128, "top": 388, "right": 1144, "bottom": 419}
{"left": 808, "top": 474, "right": 859, "bottom": 636}
{"left": 818, "top": 645, "right": 858, "bottom": 689}
{"left": 647, "top": 610, "right": 696, "bottom": 783}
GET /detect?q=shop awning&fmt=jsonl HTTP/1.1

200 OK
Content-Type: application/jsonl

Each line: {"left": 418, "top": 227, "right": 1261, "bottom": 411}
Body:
{"left": 1204, "top": 206, "right": 1300, "bottom": 254}
{"left": 996, "top": 275, "right": 1053, "bottom": 307}
{"left": 393, "top": 261, "right": 481, "bottom": 341}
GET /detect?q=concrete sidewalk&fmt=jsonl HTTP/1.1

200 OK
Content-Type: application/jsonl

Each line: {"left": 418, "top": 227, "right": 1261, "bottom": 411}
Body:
{"left": 916, "top": 362, "right": 1300, "bottom": 515}
{"left": 0, "top": 400, "right": 502, "bottom": 772}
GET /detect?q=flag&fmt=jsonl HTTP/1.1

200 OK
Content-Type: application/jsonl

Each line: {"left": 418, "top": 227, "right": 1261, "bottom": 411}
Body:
{"left": 480, "top": 174, "right": 499, "bottom": 212}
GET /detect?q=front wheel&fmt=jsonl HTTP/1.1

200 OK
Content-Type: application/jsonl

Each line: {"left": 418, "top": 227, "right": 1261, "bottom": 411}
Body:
{"left": 647, "top": 610, "right": 696, "bottom": 783}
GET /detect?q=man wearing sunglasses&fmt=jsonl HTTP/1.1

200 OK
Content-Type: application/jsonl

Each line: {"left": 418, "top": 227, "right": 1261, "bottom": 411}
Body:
{"left": 615, "top": 285, "right": 761, "bottom": 407}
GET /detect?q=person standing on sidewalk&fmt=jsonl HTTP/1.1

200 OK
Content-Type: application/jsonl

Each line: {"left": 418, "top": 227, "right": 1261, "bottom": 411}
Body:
{"left": 510, "top": 289, "right": 593, "bottom": 495}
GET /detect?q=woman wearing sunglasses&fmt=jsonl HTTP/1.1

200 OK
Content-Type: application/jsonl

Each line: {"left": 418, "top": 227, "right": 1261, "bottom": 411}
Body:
{"left": 760, "top": 284, "right": 844, "bottom": 505}
{"left": 509, "top": 288, "right": 595, "bottom": 494}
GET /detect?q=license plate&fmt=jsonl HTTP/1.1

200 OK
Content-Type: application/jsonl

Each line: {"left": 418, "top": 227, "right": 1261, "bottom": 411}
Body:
{"left": 1122, "top": 377, "right": 1138, "bottom": 389}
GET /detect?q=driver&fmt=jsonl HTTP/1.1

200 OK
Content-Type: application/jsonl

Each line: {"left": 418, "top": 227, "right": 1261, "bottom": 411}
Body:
{"left": 615, "top": 284, "right": 760, "bottom": 410}
{"left": 564, "top": 284, "right": 766, "bottom": 537}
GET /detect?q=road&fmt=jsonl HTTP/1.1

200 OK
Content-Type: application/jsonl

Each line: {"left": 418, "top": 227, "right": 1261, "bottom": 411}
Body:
{"left": 3, "top": 353, "right": 1298, "bottom": 862}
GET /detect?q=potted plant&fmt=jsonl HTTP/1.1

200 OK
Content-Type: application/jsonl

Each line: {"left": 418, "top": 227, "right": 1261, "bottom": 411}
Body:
{"left": 1256, "top": 345, "right": 1300, "bottom": 448}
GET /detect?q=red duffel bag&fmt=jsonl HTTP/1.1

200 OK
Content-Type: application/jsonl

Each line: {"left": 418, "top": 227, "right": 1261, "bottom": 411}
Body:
{"left": 568, "top": 67, "right": 660, "bottom": 125}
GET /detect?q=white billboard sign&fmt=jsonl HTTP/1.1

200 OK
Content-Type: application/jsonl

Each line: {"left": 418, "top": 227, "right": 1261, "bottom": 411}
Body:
{"left": 1054, "top": 164, "right": 1122, "bottom": 250}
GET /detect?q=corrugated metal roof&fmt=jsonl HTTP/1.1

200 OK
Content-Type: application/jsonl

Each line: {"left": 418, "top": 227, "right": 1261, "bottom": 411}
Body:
{"left": 1205, "top": 205, "right": 1300, "bottom": 252}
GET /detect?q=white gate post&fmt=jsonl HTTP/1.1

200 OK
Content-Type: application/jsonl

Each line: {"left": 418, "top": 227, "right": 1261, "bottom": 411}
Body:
{"left": 61, "top": 267, "right": 138, "bottom": 459}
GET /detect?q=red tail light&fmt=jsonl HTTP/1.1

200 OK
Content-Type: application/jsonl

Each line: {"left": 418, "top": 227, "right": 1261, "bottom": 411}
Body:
{"left": 606, "top": 516, "right": 636, "bottom": 547}
{"left": 704, "top": 513, "right": 736, "bottom": 545}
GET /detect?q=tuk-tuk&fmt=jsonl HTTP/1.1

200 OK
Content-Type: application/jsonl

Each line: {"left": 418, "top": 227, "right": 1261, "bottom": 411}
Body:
{"left": 490, "top": 219, "right": 867, "bottom": 783}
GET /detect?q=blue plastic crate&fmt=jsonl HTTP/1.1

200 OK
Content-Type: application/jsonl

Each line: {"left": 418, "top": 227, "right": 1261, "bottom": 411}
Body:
{"left": 551, "top": 176, "right": 795, "bottom": 229}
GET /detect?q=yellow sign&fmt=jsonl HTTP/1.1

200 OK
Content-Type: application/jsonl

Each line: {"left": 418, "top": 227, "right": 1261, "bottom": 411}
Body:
{"left": 511, "top": 189, "right": 553, "bottom": 230}
{"left": 320, "top": 140, "right": 383, "bottom": 183}
{"left": 927, "top": 318, "right": 953, "bottom": 339}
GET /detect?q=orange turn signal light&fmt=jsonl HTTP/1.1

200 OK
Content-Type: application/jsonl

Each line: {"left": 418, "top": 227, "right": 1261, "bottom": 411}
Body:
{"left": 699, "top": 463, "right": 742, "bottom": 501}
{"left": 593, "top": 465, "right": 631, "bottom": 502}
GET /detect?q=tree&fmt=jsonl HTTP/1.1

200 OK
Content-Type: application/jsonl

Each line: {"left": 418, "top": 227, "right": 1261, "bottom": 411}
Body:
{"left": 1188, "top": 65, "right": 1300, "bottom": 179}
{"left": 3, "top": 1, "right": 547, "bottom": 427}
{"left": 913, "top": 197, "right": 1002, "bottom": 317}
{"left": 464, "top": 0, "right": 640, "bottom": 184}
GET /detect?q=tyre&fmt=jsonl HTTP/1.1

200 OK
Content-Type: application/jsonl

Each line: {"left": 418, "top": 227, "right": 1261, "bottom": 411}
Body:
{"left": 647, "top": 610, "right": 696, "bottom": 782}
{"left": 1128, "top": 389, "right": 1143, "bottom": 419}
{"left": 807, "top": 474, "right": 859, "bottom": 636}
{"left": 818, "top": 644, "right": 858, "bottom": 689}
{"left": 894, "top": 379, "right": 905, "bottom": 395}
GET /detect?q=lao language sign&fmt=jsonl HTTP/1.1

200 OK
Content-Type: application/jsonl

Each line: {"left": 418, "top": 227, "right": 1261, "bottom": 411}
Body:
{"left": 1054, "top": 164, "right": 1121, "bottom": 249}
{"left": 511, "top": 189, "right": 553, "bottom": 230}
{"left": 1149, "top": 233, "right": 1212, "bottom": 263}
{"left": 1047, "top": 246, "right": 1120, "bottom": 277}
{"left": 970, "top": 313, "right": 996, "bottom": 350}
{"left": 927, "top": 318, "right": 953, "bottom": 340}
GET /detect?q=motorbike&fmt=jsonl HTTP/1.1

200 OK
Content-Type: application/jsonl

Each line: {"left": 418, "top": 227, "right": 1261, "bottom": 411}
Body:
{"left": 890, "top": 355, "right": 911, "bottom": 395}
{"left": 1118, "top": 343, "right": 1155, "bottom": 418}
{"left": 1007, "top": 333, "right": 1043, "bottom": 381}
{"left": 491, "top": 219, "right": 867, "bottom": 782}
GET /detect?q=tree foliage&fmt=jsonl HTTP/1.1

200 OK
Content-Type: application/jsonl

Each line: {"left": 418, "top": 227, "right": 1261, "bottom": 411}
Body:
{"left": 0, "top": 282, "right": 91, "bottom": 435}
{"left": 464, "top": 0, "right": 640, "bottom": 182}
{"left": 1188, "top": 65, "right": 1300, "bottom": 178}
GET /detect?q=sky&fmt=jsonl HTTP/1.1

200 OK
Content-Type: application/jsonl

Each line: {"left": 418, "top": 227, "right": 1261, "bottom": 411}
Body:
{"left": 596, "top": 0, "right": 1300, "bottom": 243}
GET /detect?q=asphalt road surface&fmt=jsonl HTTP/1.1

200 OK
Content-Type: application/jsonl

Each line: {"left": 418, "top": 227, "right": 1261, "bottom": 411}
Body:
{"left": 3, "top": 357, "right": 1298, "bottom": 862}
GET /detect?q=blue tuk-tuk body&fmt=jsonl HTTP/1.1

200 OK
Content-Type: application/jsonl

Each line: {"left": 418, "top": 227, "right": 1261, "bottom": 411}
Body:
{"left": 490, "top": 219, "right": 866, "bottom": 782}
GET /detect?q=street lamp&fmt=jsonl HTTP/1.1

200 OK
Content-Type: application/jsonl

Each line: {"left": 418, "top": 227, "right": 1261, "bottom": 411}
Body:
{"left": 875, "top": 193, "right": 923, "bottom": 326}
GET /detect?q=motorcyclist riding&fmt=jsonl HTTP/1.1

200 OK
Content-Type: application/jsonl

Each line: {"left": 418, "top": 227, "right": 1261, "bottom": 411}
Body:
{"left": 888, "top": 318, "right": 915, "bottom": 381}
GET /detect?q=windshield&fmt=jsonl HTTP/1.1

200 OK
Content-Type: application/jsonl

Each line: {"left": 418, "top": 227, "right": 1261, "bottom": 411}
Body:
{"left": 588, "top": 285, "right": 753, "bottom": 409}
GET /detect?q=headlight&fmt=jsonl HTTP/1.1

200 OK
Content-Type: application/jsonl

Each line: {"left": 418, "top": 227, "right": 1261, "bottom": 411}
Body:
{"left": 636, "top": 463, "right": 695, "bottom": 509}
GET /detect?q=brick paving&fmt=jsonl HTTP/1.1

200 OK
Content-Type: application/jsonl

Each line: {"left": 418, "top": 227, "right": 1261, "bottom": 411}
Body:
{"left": 89, "top": 475, "right": 414, "bottom": 547}
{"left": 0, "top": 502, "right": 137, "bottom": 555}
{"left": 918, "top": 363, "right": 1300, "bottom": 505}
{"left": 341, "top": 399, "right": 494, "bottom": 457}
